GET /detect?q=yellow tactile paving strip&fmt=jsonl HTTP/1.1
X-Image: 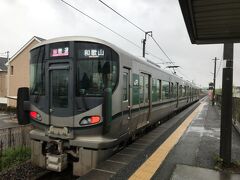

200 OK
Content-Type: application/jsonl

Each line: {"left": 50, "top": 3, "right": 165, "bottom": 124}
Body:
{"left": 129, "top": 103, "right": 204, "bottom": 180}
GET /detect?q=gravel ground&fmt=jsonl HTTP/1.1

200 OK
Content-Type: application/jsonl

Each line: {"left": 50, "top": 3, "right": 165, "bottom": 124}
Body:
{"left": 0, "top": 161, "right": 47, "bottom": 180}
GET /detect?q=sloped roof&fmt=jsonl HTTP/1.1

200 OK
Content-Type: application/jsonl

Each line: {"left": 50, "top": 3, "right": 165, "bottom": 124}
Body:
{"left": 6, "top": 36, "right": 45, "bottom": 65}
{"left": 0, "top": 57, "right": 7, "bottom": 71}
{"left": 179, "top": 0, "right": 240, "bottom": 44}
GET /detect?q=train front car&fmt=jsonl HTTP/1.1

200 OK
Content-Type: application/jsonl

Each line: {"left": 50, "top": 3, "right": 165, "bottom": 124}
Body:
{"left": 29, "top": 37, "right": 120, "bottom": 176}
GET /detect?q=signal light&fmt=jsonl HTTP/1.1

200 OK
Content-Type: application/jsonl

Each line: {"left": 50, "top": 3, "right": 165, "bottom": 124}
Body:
{"left": 79, "top": 116, "right": 101, "bottom": 126}
{"left": 30, "top": 111, "right": 42, "bottom": 121}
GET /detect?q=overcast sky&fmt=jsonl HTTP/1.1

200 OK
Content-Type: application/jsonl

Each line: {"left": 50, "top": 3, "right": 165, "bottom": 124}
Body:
{"left": 0, "top": 0, "right": 239, "bottom": 88}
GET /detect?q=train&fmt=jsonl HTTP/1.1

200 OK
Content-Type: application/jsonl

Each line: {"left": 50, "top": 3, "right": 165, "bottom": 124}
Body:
{"left": 16, "top": 36, "right": 200, "bottom": 176}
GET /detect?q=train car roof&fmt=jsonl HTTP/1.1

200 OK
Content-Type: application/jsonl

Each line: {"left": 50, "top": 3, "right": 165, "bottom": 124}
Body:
{"left": 31, "top": 36, "right": 199, "bottom": 89}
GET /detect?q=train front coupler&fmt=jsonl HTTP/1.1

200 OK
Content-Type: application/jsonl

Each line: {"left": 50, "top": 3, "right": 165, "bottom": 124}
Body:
{"left": 45, "top": 140, "right": 68, "bottom": 172}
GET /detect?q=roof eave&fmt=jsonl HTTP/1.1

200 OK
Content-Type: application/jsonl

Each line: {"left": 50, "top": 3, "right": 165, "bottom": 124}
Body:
{"left": 5, "top": 36, "right": 45, "bottom": 66}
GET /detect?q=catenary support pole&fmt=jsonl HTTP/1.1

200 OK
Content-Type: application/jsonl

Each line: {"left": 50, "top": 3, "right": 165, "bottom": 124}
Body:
{"left": 220, "top": 43, "right": 233, "bottom": 166}
{"left": 142, "top": 31, "right": 152, "bottom": 58}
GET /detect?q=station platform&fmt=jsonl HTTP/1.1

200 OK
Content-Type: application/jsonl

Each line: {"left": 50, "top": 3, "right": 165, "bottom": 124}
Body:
{"left": 80, "top": 97, "right": 240, "bottom": 180}
{"left": 152, "top": 97, "right": 240, "bottom": 180}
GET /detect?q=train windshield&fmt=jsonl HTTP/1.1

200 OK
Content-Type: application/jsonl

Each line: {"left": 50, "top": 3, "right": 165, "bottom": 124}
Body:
{"left": 76, "top": 42, "right": 119, "bottom": 96}
{"left": 30, "top": 46, "right": 45, "bottom": 95}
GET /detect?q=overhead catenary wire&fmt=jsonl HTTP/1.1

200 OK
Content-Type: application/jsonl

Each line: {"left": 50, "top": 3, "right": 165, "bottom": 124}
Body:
{"left": 98, "top": 0, "right": 175, "bottom": 65}
{"left": 98, "top": 0, "right": 145, "bottom": 33}
{"left": 60, "top": 0, "right": 166, "bottom": 63}
{"left": 150, "top": 36, "right": 174, "bottom": 65}
{"left": 61, "top": 0, "right": 185, "bottom": 77}
{"left": 60, "top": 0, "right": 141, "bottom": 49}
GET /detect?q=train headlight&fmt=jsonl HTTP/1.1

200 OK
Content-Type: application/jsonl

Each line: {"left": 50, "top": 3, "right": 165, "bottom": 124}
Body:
{"left": 79, "top": 116, "right": 101, "bottom": 126}
{"left": 30, "top": 111, "right": 42, "bottom": 121}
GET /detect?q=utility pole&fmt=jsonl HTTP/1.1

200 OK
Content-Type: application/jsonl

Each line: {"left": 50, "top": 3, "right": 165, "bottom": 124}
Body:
{"left": 142, "top": 31, "right": 152, "bottom": 58}
{"left": 212, "top": 57, "right": 219, "bottom": 106}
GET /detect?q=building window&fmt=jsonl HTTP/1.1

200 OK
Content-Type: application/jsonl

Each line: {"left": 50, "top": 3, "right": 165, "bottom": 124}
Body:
{"left": 10, "top": 66, "right": 14, "bottom": 75}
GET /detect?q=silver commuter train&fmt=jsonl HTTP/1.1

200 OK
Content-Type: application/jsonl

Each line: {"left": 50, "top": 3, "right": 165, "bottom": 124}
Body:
{"left": 20, "top": 36, "right": 199, "bottom": 176}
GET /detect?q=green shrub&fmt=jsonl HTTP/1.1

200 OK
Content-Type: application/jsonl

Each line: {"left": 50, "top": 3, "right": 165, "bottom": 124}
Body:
{"left": 0, "top": 146, "right": 31, "bottom": 172}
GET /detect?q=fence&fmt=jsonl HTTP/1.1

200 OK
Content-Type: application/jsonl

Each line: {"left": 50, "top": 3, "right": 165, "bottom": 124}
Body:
{"left": 0, "top": 125, "right": 33, "bottom": 150}
{"left": 215, "top": 94, "right": 240, "bottom": 124}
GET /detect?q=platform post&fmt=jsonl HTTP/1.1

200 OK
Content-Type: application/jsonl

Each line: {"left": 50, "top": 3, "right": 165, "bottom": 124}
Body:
{"left": 220, "top": 43, "right": 233, "bottom": 166}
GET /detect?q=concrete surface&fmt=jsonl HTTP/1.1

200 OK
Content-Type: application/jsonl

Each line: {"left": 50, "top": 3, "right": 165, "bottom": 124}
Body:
{"left": 171, "top": 164, "right": 240, "bottom": 180}
{"left": 152, "top": 98, "right": 240, "bottom": 180}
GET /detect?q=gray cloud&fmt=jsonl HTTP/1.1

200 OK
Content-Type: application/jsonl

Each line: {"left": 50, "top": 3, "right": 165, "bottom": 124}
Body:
{"left": 0, "top": 0, "right": 239, "bottom": 87}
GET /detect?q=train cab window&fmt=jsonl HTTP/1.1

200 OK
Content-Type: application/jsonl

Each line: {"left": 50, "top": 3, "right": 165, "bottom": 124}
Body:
{"left": 76, "top": 42, "right": 119, "bottom": 96}
{"left": 30, "top": 46, "right": 45, "bottom": 95}
{"left": 51, "top": 69, "right": 69, "bottom": 108}
{"left": 162, "top": 81, "right": 170, "bottom": 100}
{"left": 122, "top": 72, "right": 128, "bottom": 101}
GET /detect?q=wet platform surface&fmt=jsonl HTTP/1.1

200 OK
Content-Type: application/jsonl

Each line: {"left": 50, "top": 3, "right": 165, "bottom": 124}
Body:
{"left": 171, "top": 164, "right": 240, "bottom": 180}
{"left": 152, "top": 98, "right": 240, "bottom": 180}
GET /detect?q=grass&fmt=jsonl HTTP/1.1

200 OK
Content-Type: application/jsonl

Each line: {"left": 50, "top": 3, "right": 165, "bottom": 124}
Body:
{"left": 0, "top": 146, "right": 31, "bottom": 172}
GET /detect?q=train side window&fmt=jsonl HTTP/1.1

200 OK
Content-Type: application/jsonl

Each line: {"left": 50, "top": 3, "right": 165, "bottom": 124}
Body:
{"left": 171, "top": 82, "right": 174, "bottom": 98}
{"left": 157, "top": 80, "right": 161, "bottom": 101}
{"left": 152, "top": 78, "right": 161, "bottom": 102}
{"left": 122, "top": 72, "right": 128, "bottom": 101}
{"left": 179, "top": 85, "right": 182, "bottom": 97}
{"left": 144, "top": 75, "right": 149, "bottom": 103}
{"left": 139, "top": 75, "right": 144, "bottom": 103}
{"left": 182, "top": 86, "right": 185, "bottom": 97}
{"left": 173, "top": 83, "right": 177, "bottom": 98}
{"left": 152, "top": 79, "right": 155, "bottom": 102}
{"left": 162, "top": 81, "right": 169, "bottom": 100}
{"left": 132, "top": 73, "right": 139, "bottom": 105}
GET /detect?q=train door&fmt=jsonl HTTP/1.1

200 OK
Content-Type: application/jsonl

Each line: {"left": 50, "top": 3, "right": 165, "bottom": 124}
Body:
{"left": 48, "top": 63, "right": 73, "bottom": 127}
{"left": 121, "top": 68, "right": 131, "bottom": 134}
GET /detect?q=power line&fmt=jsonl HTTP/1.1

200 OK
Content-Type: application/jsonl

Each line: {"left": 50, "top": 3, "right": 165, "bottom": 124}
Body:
{"left": 98, "top": 0, "right": 174, "bottom": 64}
{"left": 98, "top": 0, "right": 145, "bottom": 33}
{"left": 60, "top": 0, "right": 166, "bottom": 63}
{"left": 150, "top": 36, "right": 174, "bottom": 64}
{"left": 60, "top": 0, "right": 141, "bottom": 49}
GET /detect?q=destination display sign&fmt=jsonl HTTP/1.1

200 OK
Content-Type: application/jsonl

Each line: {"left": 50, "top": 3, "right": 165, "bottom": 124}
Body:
{"left": 50, "top": 47, "right": 69, "bottom": 57}
{"left": 79, "top": 49, "right": 105, "bottom": 58}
